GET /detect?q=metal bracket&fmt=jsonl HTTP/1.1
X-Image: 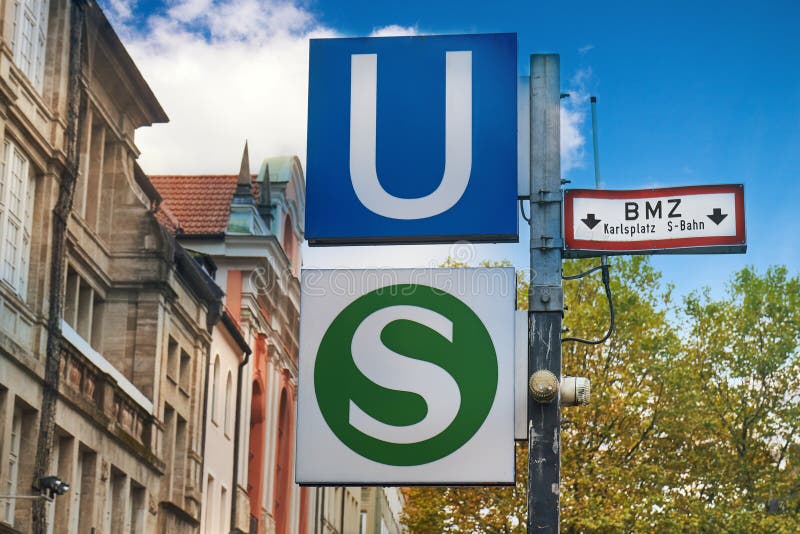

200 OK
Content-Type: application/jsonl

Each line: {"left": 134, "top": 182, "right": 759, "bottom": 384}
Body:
{"left": 532, "top": 189, "right": 562, "bottom": 204}
{"left": 531, "top": 286, "right": 564, "bottom": 312}
{"left": 536, "top": 236, "right": 564, "bottom": 250}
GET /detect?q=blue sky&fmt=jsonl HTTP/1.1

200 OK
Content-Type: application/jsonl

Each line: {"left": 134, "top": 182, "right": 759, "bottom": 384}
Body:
{"left": 104, "top": 0, "right": 800, "bottom": 299}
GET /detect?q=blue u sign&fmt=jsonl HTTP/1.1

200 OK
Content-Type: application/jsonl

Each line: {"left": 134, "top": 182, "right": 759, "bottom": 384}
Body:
{"left": 306, "top": 33, "right": 518, "bottom": 245}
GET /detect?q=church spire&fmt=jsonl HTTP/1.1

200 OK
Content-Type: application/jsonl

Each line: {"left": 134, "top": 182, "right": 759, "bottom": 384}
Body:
{"left": 238, "top": 141, "right": 250, "bottom": 186}
{"left": 233, "top": 141, "right": 253, "bottom": 203}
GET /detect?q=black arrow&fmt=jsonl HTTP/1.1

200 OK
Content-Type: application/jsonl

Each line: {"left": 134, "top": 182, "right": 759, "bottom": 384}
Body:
{"left": 581, "top": 213, "right": 601, "bottom": 229}
{"left": 707, "top": 208, "right": 728, "bottom": 225}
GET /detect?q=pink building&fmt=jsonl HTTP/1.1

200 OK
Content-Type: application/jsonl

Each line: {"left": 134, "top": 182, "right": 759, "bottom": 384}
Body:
{"left": 152, "top": 146, "right": 308, "bottom": 533}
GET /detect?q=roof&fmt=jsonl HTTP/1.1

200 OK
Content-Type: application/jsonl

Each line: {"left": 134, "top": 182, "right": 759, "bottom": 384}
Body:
{"left": 92, "top": 3, "right": 168, "bottom": 125}
{"left": 221, "top": 306, "right": 251, "bottom": 356}
{"left": 258, "top": 156, "right": 296, "bottom": 184}
{"left": 150, "top": 175, "right": 258, "bottom": 235}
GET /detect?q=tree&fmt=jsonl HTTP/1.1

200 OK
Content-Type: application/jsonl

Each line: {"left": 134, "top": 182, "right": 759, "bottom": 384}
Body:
{"left": 405, "top": 256, "right": 682, "bottom": 532}
{"left": 663, "top": 266, "right": 800, "bottom": 532}
{"left": 402, "top": 260, "right": 800, "bottom": 532}
{"left": 559, "top": 256, "right": 682, "bottom": 532}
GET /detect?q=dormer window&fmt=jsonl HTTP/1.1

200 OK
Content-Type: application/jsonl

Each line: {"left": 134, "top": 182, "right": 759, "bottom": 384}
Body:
{"left": 11, "top": 0, "right": 49, "bottom": 91}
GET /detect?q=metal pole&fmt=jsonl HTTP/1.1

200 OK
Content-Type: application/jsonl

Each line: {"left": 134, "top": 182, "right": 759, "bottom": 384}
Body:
{"left": 590, "top": 96, "right": 601, "bottom": 189}
{"left": 590, "top": 96, "right": 609, "bottom": 269}
{"left": 528, "top": 54, "right": 562, "bottom": 533}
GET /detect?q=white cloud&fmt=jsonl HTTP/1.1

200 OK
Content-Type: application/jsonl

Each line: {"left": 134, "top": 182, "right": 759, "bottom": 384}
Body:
{"left": 102, "top": 3, "right": 582, "bottom": 269}
{"left": 103, "top": 0, "right": 335, "bottom": 174}
{"left": 104, "top": 0, "right": 136, "bottom": 27}
{"left": 560, "top": 66, "right": 592, "bottom": 175}
{"left": 369, "top": 24, "right": 418, "bottom": 37}
{"left": 104, "top": 2, "right": 421, "bottom": 176}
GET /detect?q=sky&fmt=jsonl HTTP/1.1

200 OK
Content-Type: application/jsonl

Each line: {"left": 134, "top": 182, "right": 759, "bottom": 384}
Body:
{"left": 99, "top": 0, "right": 800, "bottom": 300}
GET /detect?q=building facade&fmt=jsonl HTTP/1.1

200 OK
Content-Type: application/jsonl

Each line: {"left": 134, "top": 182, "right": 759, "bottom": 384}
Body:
{"left": 0, "top": 1, "right": 229, "bottom": 533}
{"left": 153, "top": 149, "right": 410, "bottom": 534}
{"left": 359, "top": 488, "right": 407, "bottom": 534}
{"left": 200, "top": 309, "right": 250, "bottom": 534}
{"left": 152, "top": 148, "right": 310, "bottom": 534}
{"left": 0, "top": 0, "right": 409, "bottom": 532}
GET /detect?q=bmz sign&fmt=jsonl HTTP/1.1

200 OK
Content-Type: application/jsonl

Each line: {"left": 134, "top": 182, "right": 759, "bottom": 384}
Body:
{"left": 564, "top": 184, "right": 746, "bottom": 256}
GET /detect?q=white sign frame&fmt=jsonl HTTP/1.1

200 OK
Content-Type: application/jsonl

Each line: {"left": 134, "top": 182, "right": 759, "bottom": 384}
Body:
{"left": 296, "top": 268, "right": 516, "bottom": 486}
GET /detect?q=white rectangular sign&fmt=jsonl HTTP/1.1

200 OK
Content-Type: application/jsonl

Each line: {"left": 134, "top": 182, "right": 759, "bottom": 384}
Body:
{"left": 296, "top": 268, "right": 516, "bottom": 485}
{"left": 564, "top": 184, "right": 746, "bottom": 256}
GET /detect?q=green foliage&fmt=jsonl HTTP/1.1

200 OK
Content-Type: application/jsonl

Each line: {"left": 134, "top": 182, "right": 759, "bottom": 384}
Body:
{"left": 401, "top": 259, "right": 800, "bottom": 532}
{"left": 666, "top": 266, "right": 800, "bottom": 532}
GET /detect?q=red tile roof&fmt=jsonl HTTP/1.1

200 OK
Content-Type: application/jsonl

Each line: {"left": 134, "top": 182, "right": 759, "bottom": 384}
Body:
{"left": 149, "top": 175, "right": 257, "bottom": 235}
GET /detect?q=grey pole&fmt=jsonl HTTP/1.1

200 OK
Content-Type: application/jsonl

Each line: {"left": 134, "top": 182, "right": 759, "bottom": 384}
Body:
{"left": 590, "top": 96, "right": 609, "bottom": 269}
{"left": 528, "top": 54, "right": 563, "bottom": 532}
{"left": 590, "top": 96, "right": 601, "bottom": 189}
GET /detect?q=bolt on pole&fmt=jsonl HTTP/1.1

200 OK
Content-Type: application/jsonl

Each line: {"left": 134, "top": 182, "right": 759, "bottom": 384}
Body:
{"left": 528, "top": 53, "right": 562, "bottom": 533}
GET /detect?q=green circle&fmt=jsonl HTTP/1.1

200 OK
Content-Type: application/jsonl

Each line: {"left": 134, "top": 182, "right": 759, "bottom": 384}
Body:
{"left": 314, "top": 284, "right": 497, "bottom": 466}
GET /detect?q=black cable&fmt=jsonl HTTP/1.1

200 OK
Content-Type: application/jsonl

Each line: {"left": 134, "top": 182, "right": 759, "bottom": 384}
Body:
{"left": 562, "top": 264, "right": 615, "bottom": 345}
{"left": 519, "top": 199, "right": 530, "bottom": 223}
{"left": 562, "top": 264, "right": 604, "bottom": 280}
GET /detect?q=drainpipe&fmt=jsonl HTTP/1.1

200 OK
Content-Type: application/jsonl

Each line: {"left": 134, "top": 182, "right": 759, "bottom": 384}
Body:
{"left": 199, "top": 342, "right": 212, "bottom": 526}
{"left": 340, "top": 487, "right": 345, "bottom": 534}
{"left": 32, "top": 1, "right": 87, "bottom": 532}
{"left": 319, "top": 487, "right": 325, "bottom": 534}
{"left": 314, "top": 487, "right": 320, "bottom": 534}
{"left": 230, "top": 318, "right": 251, "bottom": 533}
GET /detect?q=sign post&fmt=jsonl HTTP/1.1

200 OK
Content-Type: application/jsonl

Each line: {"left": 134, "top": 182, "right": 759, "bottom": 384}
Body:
{"left": 302, "top": 34, "right": 748, "bottom": 531}
{"left": 528, "top": 53, "right": 563, "bottom": 532}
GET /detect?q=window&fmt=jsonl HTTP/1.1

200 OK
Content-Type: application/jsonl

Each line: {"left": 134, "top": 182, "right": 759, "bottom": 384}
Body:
{"left": 179, "top": 349, "right": 191, "bottom": 393}
{"left": 130, "top": 483, "right": 145, "bottom": 534}
{"left": 76, "top": 451, "right": 97, "bottom": 534}
{"left": 166, "top": 337, "right": 178, "bottom": 382}
{"left": 224, "top": 372, "right": 232, "bottom": 437}
{"left": 63, "top": 266, "right": 105, "bottom": 351}
{"left": 174, "top": 415, "right": 187, "bottom": 501}
{"left": 83, "top": 121, "right": 106, "bottom": 228}
{"left": 3, "top": 410, "right": 21, "bottom": 524}
{"left": 69, "top": 452, "right": 82, "bottom": 534}
{"left": 211, "top": 355, "right": 220, "bottom": 423}
{"left": 0, "top": 140, "right": 34, "bottom": 299}
{"left": 163, "top": 405, "right": 176, "bottom": 494}
{"left": 204, "top": 475, "right": 214, "bottom": 534}
{"left": 110, "top": 468, "right": 127, "bottom": 534}
{"left": 11, "top": 0, "right": 49, "bottom": 90}
{"left": 282, "top": 214, "right": 296, "bottom": 264}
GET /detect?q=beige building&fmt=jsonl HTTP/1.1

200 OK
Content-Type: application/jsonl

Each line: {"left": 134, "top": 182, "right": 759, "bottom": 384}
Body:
{"left": 308, "top": 487, "right": 362, "bottom": 534}
{"left": 359, "top": 488, "right": 407, "bottom": 534}
{"left": 0, "top": 1, "right": 409, "bottom": 532}
{"left": 0, "top": 1, "right": 228, "bottom": 533}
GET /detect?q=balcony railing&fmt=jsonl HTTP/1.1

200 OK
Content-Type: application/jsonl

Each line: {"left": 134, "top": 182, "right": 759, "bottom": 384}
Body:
{"left": 59, "top": 320, "right": 154, "bottom": 450}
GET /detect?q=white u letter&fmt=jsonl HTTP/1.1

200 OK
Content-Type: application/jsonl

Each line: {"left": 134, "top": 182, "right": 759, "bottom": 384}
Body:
{"left": 349, "top": 51, "right": 472, "bottom": 220}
